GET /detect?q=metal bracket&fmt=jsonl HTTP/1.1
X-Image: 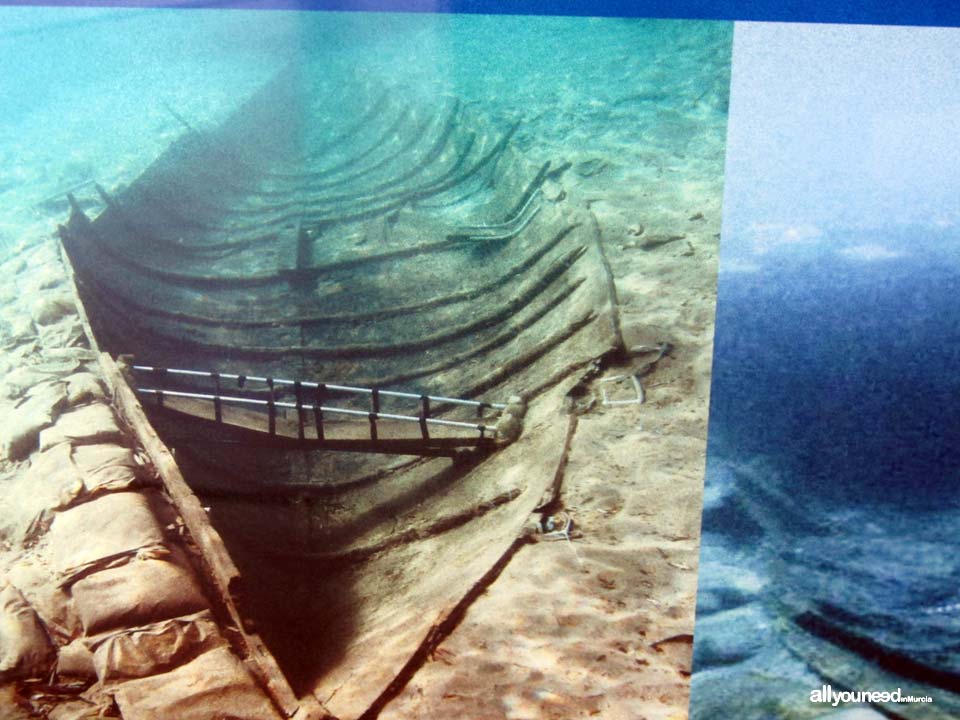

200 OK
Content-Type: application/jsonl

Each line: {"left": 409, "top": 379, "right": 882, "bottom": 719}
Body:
{"left": 599, "top": 374, "right": 644, "bottom": 406}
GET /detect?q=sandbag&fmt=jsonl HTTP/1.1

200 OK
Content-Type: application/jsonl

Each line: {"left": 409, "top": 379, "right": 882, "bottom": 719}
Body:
{"left": 0, "top": 684, "right": 34, "bottom": 720}
{"left": 1, "top": 381, "right": 67, "bottom": 461}
{"left": 87, "top": 610, "right": 222, "bottom": 682}
{"left": 111, "top": 645, "right": 283, "bottom": 720}
{"left": 0, "top": 581, "right": 54, "bottom": 680}
{"left": 45, "top": 687, "right": 115, "bottom": 720}
{"left": 46, "top": 701, "right": 105, "bottom": 720}
{"left": 71, "top": 553, "right": 208, "bottom": 635}
{"left": 39, "top": 402, "right": 124, "bottom": 452}
{"left": 71, "top": 443, "right": 140, "bottom": 495}
{"left": 64, "top": 373, "right": 105, "bottom": 406}
{"left": 40, "top": 347, "right": 97, "bottom": 364}
{"left": 24, "top": 443, "right": 85, "bottom": 509}
{"left": 30, "top": 294, "right": 75, "bottom": 326}
{"left": 1, "top": 407, "right": 47, "bottom": 461}
{"left": 4, "top": 555, "right": 81, "bottom": 643}
{"left": 48, "top": 492, "right": 166, "bottom": 583}
{"left": 0, "top": 441, "right": 137, "bottom": 546}
{"left": 1, "top": 443, "right": 82, "bottom": 544}
{"left": 1, "top": 364, "right": 72, "bottom": 400}
{"left": 55, "top": 637, "right": 97, "bottom": 680}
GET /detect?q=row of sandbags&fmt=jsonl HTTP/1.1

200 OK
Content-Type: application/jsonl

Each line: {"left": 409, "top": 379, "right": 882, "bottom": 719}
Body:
{"left": 2, "top": 391, "right": 284, "bottom": 719}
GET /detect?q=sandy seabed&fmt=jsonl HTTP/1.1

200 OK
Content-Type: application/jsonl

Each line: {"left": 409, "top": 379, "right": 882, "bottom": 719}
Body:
{"left": 378, "top": 142, "right": 724, "bottom": 720}
{"left": 1, "top": 12, "right": 730, "bottom": 719}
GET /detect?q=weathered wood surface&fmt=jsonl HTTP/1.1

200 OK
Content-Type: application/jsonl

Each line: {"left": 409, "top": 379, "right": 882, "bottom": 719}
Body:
{"left": 59, "top": 67, "right": 621, "bottom": 402}
{"left": 100, "top": 353, "right": 329, "bottom": 719}
{"left": 59, "top": 67, "right": 624, "bottom": 719}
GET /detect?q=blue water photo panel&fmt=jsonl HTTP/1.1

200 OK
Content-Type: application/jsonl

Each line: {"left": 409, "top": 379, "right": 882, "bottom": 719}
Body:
{"left": 691, "top": 22, "right": 960, "bottom": 720}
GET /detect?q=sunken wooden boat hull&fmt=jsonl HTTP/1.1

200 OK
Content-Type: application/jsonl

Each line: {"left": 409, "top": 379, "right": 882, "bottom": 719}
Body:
{"left": 60, "top": 66, "right": 623, "bottom": 718}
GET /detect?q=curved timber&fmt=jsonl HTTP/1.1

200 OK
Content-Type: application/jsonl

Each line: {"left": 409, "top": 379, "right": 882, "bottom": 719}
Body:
{"left": 60, "top": 65, "right": 623, "bottom": 719}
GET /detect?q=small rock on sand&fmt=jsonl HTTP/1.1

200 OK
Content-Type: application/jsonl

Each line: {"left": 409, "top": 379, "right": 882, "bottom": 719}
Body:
{"left": 541, "top": 179, "right": 566, "bottom": 202}
{"left": 574, "top": 158, "right": 610, "bottom": 178}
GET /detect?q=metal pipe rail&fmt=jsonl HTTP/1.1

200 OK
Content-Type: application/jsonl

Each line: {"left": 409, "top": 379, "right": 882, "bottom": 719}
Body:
{"left": 135, "top": 388, "right": 490, "bottom": 433}
{"left": 130, "top": 364, "right": 509, "bottom": 455}
{"left": 131, "top": 365, "right": 507, "bottom": 411}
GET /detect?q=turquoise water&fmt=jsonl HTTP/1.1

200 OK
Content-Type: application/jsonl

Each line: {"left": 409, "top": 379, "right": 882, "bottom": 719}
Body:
{"left": 0, "top": 8, "right": 730, "bottom": 255}
{"left": 0, "top": 9, "right": 733, "bottom": 716}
